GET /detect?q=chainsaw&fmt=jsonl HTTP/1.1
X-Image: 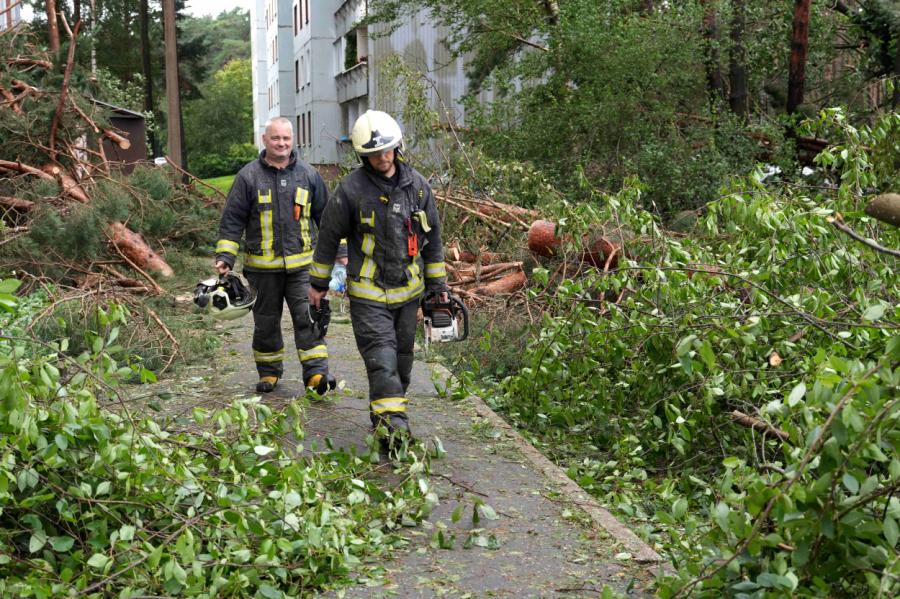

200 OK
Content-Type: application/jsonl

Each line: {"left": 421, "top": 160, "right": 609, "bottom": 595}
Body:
{"left": 421, "top": 291, "right": 469, "bottom": 349}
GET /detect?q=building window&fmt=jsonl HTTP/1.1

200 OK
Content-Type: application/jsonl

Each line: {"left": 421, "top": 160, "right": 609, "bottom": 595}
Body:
{"left": 307, "top": 111, "right": 312, "bottom": 146}
{"left": 306, "top": 49, "right": 311, "bottom": 85}
{"left": 293, "top": 3, "right": 298, "bottom": 35}
{"left": 304, "top": 0, "right": 309, "bottom": 24}
{"left": 301, "top": 111, "right": 307, "bottom": 147}
{"left": 298, "top": 1, "right": 303, "bottom": 30}
{"left": 297, "top": 115, "right": 302, "bottom": 146}
{"left": 295, "top": 59, "right": 299, "bottom": 92}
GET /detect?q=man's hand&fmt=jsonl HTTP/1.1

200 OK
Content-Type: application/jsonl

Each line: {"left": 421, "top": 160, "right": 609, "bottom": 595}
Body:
{"left": 215, "top": 260, "right": 231, "bottom": 275}
{"left": 308, "top": 286, "right": 327, "bottom": 309}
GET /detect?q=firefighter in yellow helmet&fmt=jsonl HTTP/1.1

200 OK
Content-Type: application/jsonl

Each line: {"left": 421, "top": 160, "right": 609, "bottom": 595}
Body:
{"left": 308, "top": 110, "right": 448, "bottom": 444}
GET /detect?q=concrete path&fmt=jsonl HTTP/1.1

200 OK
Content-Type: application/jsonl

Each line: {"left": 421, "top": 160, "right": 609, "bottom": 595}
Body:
{"left": 159, "top": 309, "right": 662, "bottom": 597}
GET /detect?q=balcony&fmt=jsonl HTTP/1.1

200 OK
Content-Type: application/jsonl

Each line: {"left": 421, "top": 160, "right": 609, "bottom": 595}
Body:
{"left": 336, "top": 61, "right": 367, "bottom": 103}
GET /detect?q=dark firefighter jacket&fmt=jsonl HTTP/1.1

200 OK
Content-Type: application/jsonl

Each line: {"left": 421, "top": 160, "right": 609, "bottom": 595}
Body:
{"left": 215, "top": 150, "right": 329, "bottom": 272}
{"left": 309, "top": 160, "right": 447, "bottom": 307}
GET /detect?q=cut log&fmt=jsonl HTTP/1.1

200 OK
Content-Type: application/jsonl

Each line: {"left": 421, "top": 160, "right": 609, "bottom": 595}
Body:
{"left": 731, "top": 410, "right": 789, "bottom": 441}
{"left": 866, "top": 193, "right": 900, "bottom": 228}
{"left": 470, "top": 270, "right": 527, "bottom": 295}
{"left": 42, "top": 163, "right": 89, "bottom": 203}
{"left": 107, "top": 221, "right": 174, "bottom": 278}
{"left": 103, "top": 128, "right": 131, "bottom": 150}
{"left": 528, "top": 219, "right": 623, "bottom": 268}
{"left": 0, "top": 196, "right": 36, "bottom": 212}
{"left": 0, "top": 159, "right": 57, "bottom": 182}
{"left": 528, "top": 219, "right": 562, "bottom": 257}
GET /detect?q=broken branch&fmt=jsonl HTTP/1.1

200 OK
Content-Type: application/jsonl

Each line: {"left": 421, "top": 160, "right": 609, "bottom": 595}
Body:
{"left": 730, "top": 410, "right": 790, "bottom": 442}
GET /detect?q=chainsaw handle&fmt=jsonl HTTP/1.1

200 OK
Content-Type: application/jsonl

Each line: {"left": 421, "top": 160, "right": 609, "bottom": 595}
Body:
{"left": 450, "top": 294, "right": 469, "bottom": 341}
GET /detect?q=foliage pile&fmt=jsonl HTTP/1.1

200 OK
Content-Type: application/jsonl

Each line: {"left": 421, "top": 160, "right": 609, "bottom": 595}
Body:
{"left": 0, "top": 284, "right": 435, "bottom": 597}
{"left": 446, "top": 107, "right": 900, "bottom": 597}
{"left": 0, "top": 29, "right": 223, "bottom": 371}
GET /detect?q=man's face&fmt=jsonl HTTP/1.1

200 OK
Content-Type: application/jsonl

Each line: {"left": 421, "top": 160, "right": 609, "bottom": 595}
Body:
{"left": 262, "top": 122, "right": 293, "bottom": 163}
{"left": 366, "top": 148, "right": 395, "bottom": 176}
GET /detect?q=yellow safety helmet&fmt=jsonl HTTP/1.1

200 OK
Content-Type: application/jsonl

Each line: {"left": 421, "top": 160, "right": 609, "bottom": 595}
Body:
{"left": 351, "top": 110, "right": 403, "bottom": 156}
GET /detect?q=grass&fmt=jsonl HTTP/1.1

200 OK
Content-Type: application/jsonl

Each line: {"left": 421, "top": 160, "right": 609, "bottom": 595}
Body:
{"left": 200, "top": 174, "right": 236, "bottom": 196}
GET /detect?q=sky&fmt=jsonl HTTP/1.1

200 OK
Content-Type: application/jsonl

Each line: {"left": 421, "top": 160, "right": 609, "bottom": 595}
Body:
{"left": 22, "top": 1, "right": 251, "bottom": 21}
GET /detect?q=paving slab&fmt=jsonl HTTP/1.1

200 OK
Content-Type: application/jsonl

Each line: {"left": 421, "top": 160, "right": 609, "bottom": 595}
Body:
{"left": 147, "top": 309, "right": 663, "bottom": 598}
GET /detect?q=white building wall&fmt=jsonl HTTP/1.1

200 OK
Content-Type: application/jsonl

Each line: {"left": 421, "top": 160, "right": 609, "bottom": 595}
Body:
{"left": 249, "top": 0, "right": 268, "bottom": 144}
{"left": 251, "top": 1, "right": 474, "bottom": 166}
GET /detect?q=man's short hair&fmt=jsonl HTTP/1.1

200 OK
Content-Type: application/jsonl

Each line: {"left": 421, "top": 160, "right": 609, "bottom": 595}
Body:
{"left": 264, "top": 116, "right": 294, "bottom": 136}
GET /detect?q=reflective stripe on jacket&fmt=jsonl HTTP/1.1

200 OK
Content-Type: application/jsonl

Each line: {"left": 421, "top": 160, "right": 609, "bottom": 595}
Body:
{"left": 215, "top": 150, "right": 329, "bottom": 273}
{"left": 310, "top": 160, "right": 447, "bottom": 307}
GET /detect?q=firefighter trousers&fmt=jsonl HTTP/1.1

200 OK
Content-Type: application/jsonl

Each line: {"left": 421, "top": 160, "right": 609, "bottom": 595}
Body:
{"left": 245, "top": 269, "right": 329, "bottom": 383}
{"left": 349, "top": 298, "right": 419, "bottom": 424}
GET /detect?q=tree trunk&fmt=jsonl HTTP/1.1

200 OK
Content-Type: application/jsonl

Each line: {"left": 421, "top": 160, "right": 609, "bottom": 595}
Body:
{"left": 892, "top": 31, "right": 900, "bottom": 110}
{"left": 729, "top": 0, "right": 748, "bottom": 119}
{"left": 46, "top": 0, "right": 61, "bottom": 53}
{"left": 73, "top": 0, "right": 81, "bottom": 24}
{"left": 700, "top": 0, "right": 725, "bottom": 106}
{"left": 139, "top": 0, "right": 159, "bottom": 156}
{"left": 787, "top": 0, "right": 811, "bottom": 114}
{"left": 89, "top": 0, "right": 97, "bottom": 74}
{"left": 108, "top": 222, "right": 175, "bottom": 278}
{"left": 162, "top": 0, "right": 185, "bottom": 171}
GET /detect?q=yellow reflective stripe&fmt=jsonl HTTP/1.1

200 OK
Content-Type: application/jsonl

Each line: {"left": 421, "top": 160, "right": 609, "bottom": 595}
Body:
{"left": 258, "top": 190, "right": 273, "bottom": 204}
{"left": 348, "top": 276, "right": 424, "bottom": 305}
{"left": 299, "top": 344, "right": 328, "bottom": 362}
{"left": 360, "top": 233, "right": 376, "bottom": 278}
{"left": 296, "top": 188, "right": 311, "bottom": 249}
{"left": 216, "top": 239, "right": 239, "bottom": 255}
{"left": 310, "top": 261, "right": 332, "bottom": 279}
{"left": 370, "top": 397, "right": 408, "bottom": 414}
{"left": 360, "top": 210, "right": 375, "bottom": 227}
{"left": 261, "top": 209, "right": 273, "bottom": 254}
{"left": 425, "top": 262, "right": 446, "bottom": 278}
{"left": 245, "top": 251, "right": 313, "bottom": 269}
{"left": 254, "top": 349, "right": 284, "bottom": 362}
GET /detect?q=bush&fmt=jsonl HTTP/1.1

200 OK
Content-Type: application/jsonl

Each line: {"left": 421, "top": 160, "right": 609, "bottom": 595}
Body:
{"left": 190, "top": 143, "right": 258, "bottom": 179}
{"left": 0, "top": 287, "right": 438, "bottom": 597}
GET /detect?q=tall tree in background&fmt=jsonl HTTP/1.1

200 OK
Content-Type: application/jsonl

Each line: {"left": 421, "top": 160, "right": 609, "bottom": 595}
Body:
{"left": 787, "top": 0, "right": 811, "bottom": 114}
{"left": 162, "top": 0, "right": 184, "bottom": 169}
{"left": 139, "top": 0, "right": 159, "bottom": 156}
{"left": 728, "top": 0, "right": 748, "bottom": 119}
{"left": 45, "top": 0, "right": 60, "bottom": 53}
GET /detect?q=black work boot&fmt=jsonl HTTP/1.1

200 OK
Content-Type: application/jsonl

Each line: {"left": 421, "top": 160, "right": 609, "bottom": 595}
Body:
{"left": 305, "top": 373, "right": 337, "bottom": 396}
{"left": 372, "top": 412, "right": 412, "bottom": 453}
{"left": 256, "top": 376, "right": 278, "bottom": 393}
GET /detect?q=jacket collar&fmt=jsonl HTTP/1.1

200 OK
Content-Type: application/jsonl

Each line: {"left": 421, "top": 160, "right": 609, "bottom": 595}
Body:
{"left": 258, "top": 149, "right": 297, "bottom": 171}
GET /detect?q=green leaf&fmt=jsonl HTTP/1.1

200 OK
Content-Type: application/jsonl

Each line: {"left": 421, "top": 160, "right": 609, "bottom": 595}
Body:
{"left": 862, "top": 303, "right": 887, "bottom": 322}
{"left": 451, "top": 504, "right": 464, "bottom": 523}
{"left": 672, "top": 498, "right": 688, "bottom": 520}
{"left": 884, "top": 516, "right": 899, "bottom": 547}
{"left": 259, "top": 584, "right": 284, "bottom": 599}
{"left": 476, "top": 503, "right": 499, "bottom": 521}
{"left": 29, "top": 532, "right": 47, "bottom": 553}
{"left": 119, "top": 525, "right": 136, "bottom": 542}
{"left": 675, "top": 335, "right": 698, "bottom": 358}
{"left": 787, "top": 382, "right": 806, "bottom": 407}
{"left": 842, "top": 473, "right": 859, "bottom": 495}
{"left": 87, "top": 553, "right": 111, "bottom": 569}
{"left": 254, "top": 445, "right": 275, "bottom": 456}
{"left": 50, "top": 536, "right": 75, "bottom": 552}
{"left": 95, "top": 481, "right": 111, "bottom": 496}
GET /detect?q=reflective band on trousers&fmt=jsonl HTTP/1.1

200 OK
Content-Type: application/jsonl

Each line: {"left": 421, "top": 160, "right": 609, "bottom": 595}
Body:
{"left": 245, "top": 250, "right": 313, "bottom": 269}
{"left": 425, "top": 262, "right": 446, "bottom": 278}
{"left": 299, "top": 344, "right": 328, "bottom": 362}
{"left": 254, "top": 349, "right": 284, "bottom": 362}
{"left": 216, "top": 239, "right": 239, "bottom": 256}
{"left": 259, "top": 190, "right": 274, "bottom": 256}
{"left": 370, "top": 396, "right": 408, "bottom": 414}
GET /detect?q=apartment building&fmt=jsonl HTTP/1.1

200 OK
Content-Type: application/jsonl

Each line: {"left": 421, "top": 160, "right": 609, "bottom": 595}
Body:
{"left": 0, "top": 0, "right": 22, "bottom": 31}
{"left": 250, "top": 0, "right": 471, "bottom": 166}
